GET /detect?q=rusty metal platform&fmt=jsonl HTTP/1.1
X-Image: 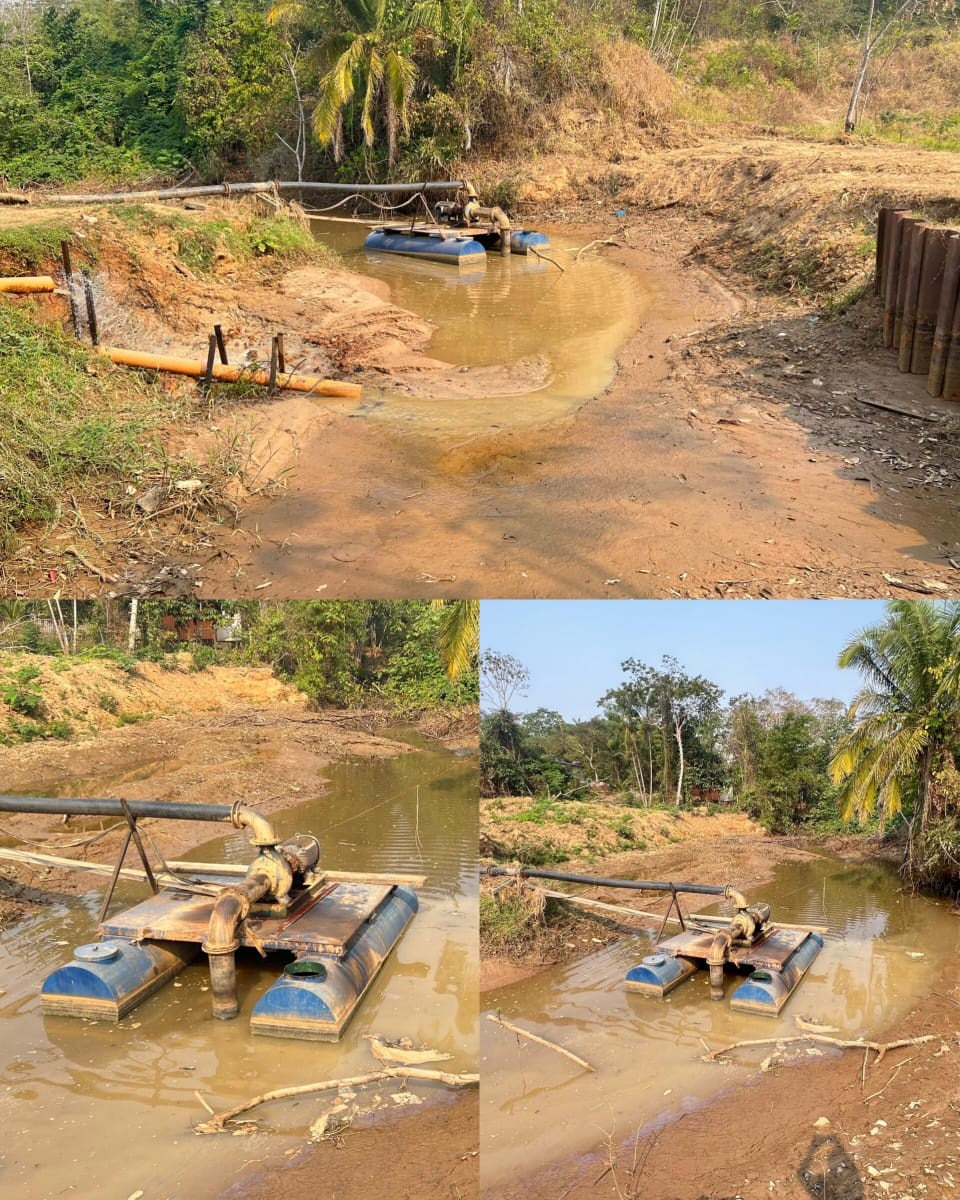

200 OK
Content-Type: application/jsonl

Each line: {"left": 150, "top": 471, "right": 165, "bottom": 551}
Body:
{"left": 101, "top": 879, "right": 394, "bottom": 958}
{"left": 658, "top": 925, "right": 809, "bottom": 972}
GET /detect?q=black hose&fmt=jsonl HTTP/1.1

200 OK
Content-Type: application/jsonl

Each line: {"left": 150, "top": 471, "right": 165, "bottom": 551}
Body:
{"left": 0, "top": 795, "right": 234, "bottom": 823}
{"left": 485, "top": 865, "right": 732, "bottom": 897}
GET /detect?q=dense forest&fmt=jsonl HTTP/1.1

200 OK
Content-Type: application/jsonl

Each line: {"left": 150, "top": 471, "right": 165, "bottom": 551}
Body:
{"left": 481, "top": 601, "right": 960, "bottom": 889}
{"left": 0, "top": 597, "right": 479, "bottom": 709}
{"left": 1, "top": 0, "right": 958, "bottom": 186}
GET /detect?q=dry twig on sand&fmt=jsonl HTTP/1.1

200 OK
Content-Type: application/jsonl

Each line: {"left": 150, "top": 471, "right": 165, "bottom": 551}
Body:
{"left": 486, "top": 1012, "right": 595, "bottom": 1072}
{"left": 194, "top": 1067, "right": 479, "bottom": 1133}
{"left": 703, "top": 1033, "right": 937, "bottom": 1065}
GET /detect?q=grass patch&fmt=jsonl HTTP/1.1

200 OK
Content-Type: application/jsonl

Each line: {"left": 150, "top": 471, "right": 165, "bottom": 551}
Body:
{"left": 107, "top": 206, "right": 334, "bottom": 275}
{"left": 0, "top": 302, "right": 189, "bottom": 548}
{"left": 0, "top": 220, "right": 78, "bottom": 273}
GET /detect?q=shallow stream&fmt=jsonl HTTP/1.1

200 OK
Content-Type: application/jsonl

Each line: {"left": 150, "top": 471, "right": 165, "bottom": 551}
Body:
{"left": 0, "top": 735, "right": 477, "bottom": 1199}
{"left": 480, "top": 853, "right": 960, "bottom": 1188}
{"left": 308, "top": 217, "right": 643, "bottom": 431}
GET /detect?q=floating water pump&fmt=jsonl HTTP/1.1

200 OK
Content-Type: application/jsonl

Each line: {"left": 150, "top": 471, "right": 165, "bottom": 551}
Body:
{"left": 485, "top": 865, "right": 823, "bottom": 1017}
{"left": 626, "top": 905, "right": 824, "bottom": 1016}
{"left": 0, "top": 795, "right": 420, "bottom": 1041}
{"left": 364, "top": 180, "right": 549, "bottom": 267}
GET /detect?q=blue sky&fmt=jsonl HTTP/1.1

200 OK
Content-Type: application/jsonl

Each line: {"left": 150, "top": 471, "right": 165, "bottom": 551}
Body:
{"left": 480, "top": 600, "right": 889, "bottom": 719}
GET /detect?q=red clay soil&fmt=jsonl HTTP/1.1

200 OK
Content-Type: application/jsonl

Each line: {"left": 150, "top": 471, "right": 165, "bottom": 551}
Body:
{"left": 225, "top": 1090, "right": 478, "bottom": 1200}
{"left": 485, "top": 955, "right": 960, "bottom": 1200}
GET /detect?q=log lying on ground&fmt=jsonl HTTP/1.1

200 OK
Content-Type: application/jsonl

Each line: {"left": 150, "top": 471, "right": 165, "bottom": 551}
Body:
{"left": 486, "top": 1012, "right": 595, "bottom": 1072}
{"left": 101, "top": 347, "right": 362, "bottom": 398}
{"left": 0, "top": 275, "right": 55, "bottom": 293}
{"left": 703, "top": 1033, "right": 938, "bottom": 1064}
{"left": 194, "top": 1066, "right": 480, "bottom": 1133}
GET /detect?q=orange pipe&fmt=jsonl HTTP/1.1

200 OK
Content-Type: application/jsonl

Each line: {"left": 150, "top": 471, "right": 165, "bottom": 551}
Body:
{"left": 101, "top": 346, "right": 361, "bottom": 398}
{"left": 0, "top": 275, "right": 56, "bottom": 293}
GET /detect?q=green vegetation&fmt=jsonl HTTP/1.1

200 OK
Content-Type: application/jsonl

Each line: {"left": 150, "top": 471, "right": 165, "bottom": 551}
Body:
{"left": 482, "top": 602, "right": 960, "bottom": 894}
{"left": 0, "top": 298, "right": 188, "bottom": 549}
{"left": 1, "top": 0, "right": 957, "bottom": 187}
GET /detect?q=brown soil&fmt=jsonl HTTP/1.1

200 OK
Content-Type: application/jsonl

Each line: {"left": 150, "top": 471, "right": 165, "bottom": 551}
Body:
{"left": 225, "top": 1090, "right": 478, "bottom": 1200}
{"left": 485, "top": 958, "right": 960, "bottom": 1200}
{"left": 481, "top": 827, "right": 960, "bottom": 1200}
{"left": 0, "top": 657, "right": 416, "bottom": 926}
{"left": 3, "top": 137, "right": 960, "bottom": 598}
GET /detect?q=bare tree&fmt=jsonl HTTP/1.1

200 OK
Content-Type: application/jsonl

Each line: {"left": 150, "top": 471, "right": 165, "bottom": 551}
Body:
{"left": 844, "top": 0, "right": 924, "bottom": 133}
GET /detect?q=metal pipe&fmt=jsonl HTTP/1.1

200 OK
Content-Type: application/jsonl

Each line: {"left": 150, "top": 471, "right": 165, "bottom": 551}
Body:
{"left": 485, "top": 865, "right": 747, "bottom": 908}
{"left": 101, "top": 347, "right": 362, "bottom": 398}
{"left": 202, "top": 870, "right": 272, "bottom": 1018}
{"left": 49, "top": 180, "right": 467, "bottom": 206}
{"left": 0, "top": 795, "right": 278, "bottom": 845}
{"left": 707, "top": 929, "right": 733, "bottom": 1000}
{"left": 0, "top": 275, "right": 55, "bottom": 293}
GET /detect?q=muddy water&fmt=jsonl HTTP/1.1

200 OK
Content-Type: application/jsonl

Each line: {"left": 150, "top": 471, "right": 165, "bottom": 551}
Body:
{"left": 0, "top": 735, "right": 477, "bottom": 1199}
{"left": 480, "top": 853, "right": 960, "bottom": 1188}
{"left": 309, "top": 217, "right": 642, "bottom": 432}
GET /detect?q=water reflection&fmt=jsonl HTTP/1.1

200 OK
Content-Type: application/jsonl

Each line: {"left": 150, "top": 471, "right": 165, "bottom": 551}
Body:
{"left": 481, "top": 852, "right": 960, "bottom": 1187}
{"left": 0, "top": 734, "right": 477, "bottom": 1199}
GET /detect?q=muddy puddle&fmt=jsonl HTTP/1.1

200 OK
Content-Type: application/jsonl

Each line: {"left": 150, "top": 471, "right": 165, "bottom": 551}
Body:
{"left": 0, "top": 734, "right": 477, "bottom": 1199}
{"left": 480, "top": 853, "right": 960, "bottom": 1188}
{"left": 308, "top": 217, "right": 642, "bottom": 432}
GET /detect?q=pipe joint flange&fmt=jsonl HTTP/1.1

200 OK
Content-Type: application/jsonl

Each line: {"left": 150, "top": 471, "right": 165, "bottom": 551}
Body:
{"left": 202, "top": 937, "right": 241, "bottom": 956}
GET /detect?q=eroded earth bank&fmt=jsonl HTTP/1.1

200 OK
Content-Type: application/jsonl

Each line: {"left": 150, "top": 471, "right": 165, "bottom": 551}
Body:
{"left": 2, "top": 137, "right": 960, "bottom": 598}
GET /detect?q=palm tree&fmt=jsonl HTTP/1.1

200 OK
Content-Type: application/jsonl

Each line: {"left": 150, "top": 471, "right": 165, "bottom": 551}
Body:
{"left": 269, "top": 0, "right": 427, "bottom": 168}
{"left": 432, "top": 599, "right": 478, "bottom": 681}
{"left": 829, "top": 601, "right": 960, "bottom": 863}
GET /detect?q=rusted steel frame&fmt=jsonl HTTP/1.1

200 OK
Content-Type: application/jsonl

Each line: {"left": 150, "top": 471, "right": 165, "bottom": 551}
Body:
{"left": 60, "top": 241, "right": 83, "bottom": 339}
{"left": 96, "top": 824, "right": 136, "bottom": 925}
{"left": 928, "top": 233, "right": 960, "bottom": 397}
{"left": 894, "top": 220, "right": 926, "bottom": 354}
{"left": 119, "top": 798, "right": 159, "bottom": 895}
{"left": 883, "top": 213, "right": 916, "bottom": 348}
{"left": 213, "top": 324, "right": 228, "bottom": 365}
{"left": 876, "top": 207, "right": 909, "bottom": 297}
{"left": 911, "top": 227, "right": 951, "bottom": 375}
{"left": 944, "top": 291, "right": 960, "bottom": 402}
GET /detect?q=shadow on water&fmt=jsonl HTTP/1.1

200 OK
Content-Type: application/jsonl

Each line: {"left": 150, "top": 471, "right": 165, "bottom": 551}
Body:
{"left": 480, "top": 853, "right": 960, "bottom": 1189}
{"left": 0, "top": 733, "right": 477, "bottom": 1199}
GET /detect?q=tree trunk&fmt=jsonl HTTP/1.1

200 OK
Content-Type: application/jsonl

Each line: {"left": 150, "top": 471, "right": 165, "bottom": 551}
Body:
{"left": 127, "top": 599, "right": 139, "bottom": 653}
{"left": 844, "top": 0, "right": 875, "bottom": 133}
{"left": 674, "top": 717, "right": 685, "bottom": 805}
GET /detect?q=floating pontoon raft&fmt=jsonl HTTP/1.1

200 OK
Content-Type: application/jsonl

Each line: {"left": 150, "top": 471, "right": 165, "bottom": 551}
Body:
{"left": 486, "top": 866, "right": 824, "bottom": 1016}
{"left": 0, "top": 795, "right": 421, "bottom": 1041}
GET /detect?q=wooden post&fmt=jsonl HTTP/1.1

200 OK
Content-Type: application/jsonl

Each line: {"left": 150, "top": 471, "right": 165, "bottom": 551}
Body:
{"left": 276, "top": 331, "right": 286, "bottom": 374}
{"left": 203, "top": 334, "right": 217, "bottom": 392}
{"left": 60, "top": 240, "right": 82, "bottom": 340}
{"left": 269, "top": 336, "right": 279, "bottom": 391}
{"left": 80, "top": 268, "right": 99, "bottom": 346}
{"left": 213, "top": 324, "right": 228, "bottom": 365}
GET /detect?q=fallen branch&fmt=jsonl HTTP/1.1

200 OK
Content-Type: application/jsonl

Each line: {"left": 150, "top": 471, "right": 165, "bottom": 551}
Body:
{"left": 194, "top": 1067, "right": 479, "bottom": 1133}
{"left": 486, "top": 1013, "right": 595, "bottom": 1072}
{"left": 703, "top": 1033, "right": 936, "bottom": 1065}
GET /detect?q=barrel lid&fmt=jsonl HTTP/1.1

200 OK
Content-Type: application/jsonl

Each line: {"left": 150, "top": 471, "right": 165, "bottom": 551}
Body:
{"left": 643, "top": 954, "right": 667, "bottom": 967}
{"left": 74, "top": 942, "right": 121, "bottom": 963}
